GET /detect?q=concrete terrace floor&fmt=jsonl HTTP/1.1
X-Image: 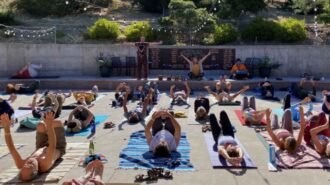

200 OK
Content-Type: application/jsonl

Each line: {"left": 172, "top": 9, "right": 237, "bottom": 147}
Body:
{"left": 0, "top": 90, "right": 329, "bottom": 185}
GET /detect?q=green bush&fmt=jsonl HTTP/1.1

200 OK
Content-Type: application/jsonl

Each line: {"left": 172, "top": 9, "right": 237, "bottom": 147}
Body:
{"left": 318, "top": 12, "right": 330, "bottom": 24}
{"left": 0, "top": 12, "right": 17, "bottom": 25}
{"left": 241, "top": 17, "right": 280, "bottom": 41}
{"left": 87, "top": 19, "right": 121, "bottom": 40}
{"left": 213, "top": 24, "right": 238, "bottom": 44}
{"left": 133, "top": 0, "right": 169, "bottom": 13}
{"left": 278, "top": 18, "right": 306, "bottom": 42}
{"left": 124, "top": 21, "right": 155, "bottom": 42}
{"left": 11, "top": 0, "right": 83, "bottom": 17}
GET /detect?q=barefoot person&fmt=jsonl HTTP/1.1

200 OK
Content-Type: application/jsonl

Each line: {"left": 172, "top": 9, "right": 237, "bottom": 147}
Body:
{"left": 303, "top": 112, "right": 330, "bottom": 146}
{"left": 1, "top": 112, "right": 66, "bottom": 182}
{"left": 194, "top": 96, "right": 210, "bottom": 120}
{"left": 291, "top": 78, "right": 316, "bottom": 101}
{"left": 210, "top": 111, "right": 244, "bottom": 166}
{"left": 259, "top": 80, "right": 279, "bottom": 101}
{"left": 242, "top": 96, "right": 266, "bottom": 125}
{"left": 66, "top": 106, "right": 95, "bottom": 133}
{"left": 205, "top": 85, "right": 249, "bottom": 104}
{"left": 170, "top": 81, "right": 191, "bottom": 105}
{"left": 265, "top": 108, "right": 306, "bottom": 154}
{"left": 145, "top": 110, "right": 181, "bottom": 157}
{"left": 135, "top": 37, "right": 162, "bottom": 80}
{"left": 283, "top": 95, "right": 313, "bottom": 123}
{"left": 5, "top": 80, "right": 40, "bottom": 97}
{"left": 113, "top": 82, "right": 133, "bottom": 107}
{"left": 62, "top": 159, "right": 104, "bottom": 185}
{"left": 310, "top": 122, "right": 330, "bottom": 157}
{"left": 12, "top": 63, "right": 42, "bottom": 79}
{"left": 181, "top": 51, "right": 212, "bottom": 80}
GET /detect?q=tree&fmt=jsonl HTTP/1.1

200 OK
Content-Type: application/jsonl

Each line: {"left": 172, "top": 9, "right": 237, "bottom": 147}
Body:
{"left": 133, "top": 0, "right": 170, "bottom": 13}
{"left": 292, "top": 0, "right": 314, "bottom": 16}
{"left": 215, "top": 0, "right": 266, "bottom": 19}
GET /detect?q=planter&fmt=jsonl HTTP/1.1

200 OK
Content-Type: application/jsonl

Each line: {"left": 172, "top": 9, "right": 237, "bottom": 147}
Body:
{"left": 99, "top": 66, "right": 111, "bottom": 77}
{"left": 259, "top": 67, "right": 272, "bottom": 78}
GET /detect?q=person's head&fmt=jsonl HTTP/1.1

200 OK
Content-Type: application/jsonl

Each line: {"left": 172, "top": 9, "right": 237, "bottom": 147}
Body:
{"left": 77, "top": 95, "right": 86, "bottom": 105}
{"left": 140, "top": 36, "right": 145, "bottom": 42}
{"left": 19, "top": 158, "right": 38, "bottom": 182}
{"left": 226, "top": 144, "right": 240, "bottom": 158}
{"left": 154, "top": 141, "right": 171, "bottom": 157}
{"left": 284, "top": 136, "right": 297, "bottom": 154}
{"left": 235, "top": 58, "right": 241, "bottom": 65}
{"left": 216, "top": 82, "right": 221, "bottom": 90}
{"left": 128, "top": 111, "right": 140, "bottom": 123}
{"left": 196, "top": 106, "right": 207, "bottom": 120}
{"left": 225, "top": 81, "right": 232, "bottom": 90}
{"left": 192, "top": 57, "right": 198, "bottom": 64}
{"left": 67, "top": 119, "right": 82, "bottom": 133}
{"left": 5, "top": 84, "right": 15, "bottom": 94}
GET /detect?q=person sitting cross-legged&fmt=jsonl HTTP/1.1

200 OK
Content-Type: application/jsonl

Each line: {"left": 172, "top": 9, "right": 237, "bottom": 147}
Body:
{"left": 210, "top": 111, "right": 244, "bottom": 166}
{"left": 181, "top": 51, "right": 212, "bottom": 80}
{"left": 66, "top": 106, "right": 95, "bottom": 133}
{"left": 145, "top": 110, "right": 181, "bottom": 157}
{"left": 1, "top": 112, "right": 66, "bottom": 182}
{"left": 230, "top": 59, "right": 249, "bottom": 80}
{"left": 265, "top": 108, "right": 306, "bottom": 154}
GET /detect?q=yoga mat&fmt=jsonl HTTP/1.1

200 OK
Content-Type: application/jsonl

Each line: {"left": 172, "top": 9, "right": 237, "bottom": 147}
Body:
{"left": 257, "top": 131, "right": 330, "bottom": 169}
{"left": 95, "top": 94, "right": 106, "bottom": 102}
{"left": 234, "top": 110, "right": 266, "bottom": 126}
{"left": 0, "top": 144, "right": 24, "bottom": 160}
{"left": 0, "top": 143, "right": 88, "bottom": 184}
{"left": 13, "top": 110, "right": 31, "bottom": 118}
{"left": 65, "top": 115, "right": 109, "bottom": 136}
{"left": 119, "top": 131, "right": 194, "bottom": 171}
{"left": 203, "top": 132, "right": 257, "bottom": 168}
{"left": 10, "top": 76, "right": 60, "bottom": 79}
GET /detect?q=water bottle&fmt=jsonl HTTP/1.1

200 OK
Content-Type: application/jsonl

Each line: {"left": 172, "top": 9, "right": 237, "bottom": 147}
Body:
{"left": 91, "top": 120, "right": 96, "bottom": 134}
{"left": 269, "top": 144, "right": 276, "bottom": 165}
{"left": 89, "top": 139, "right": 95, "bottom": 155}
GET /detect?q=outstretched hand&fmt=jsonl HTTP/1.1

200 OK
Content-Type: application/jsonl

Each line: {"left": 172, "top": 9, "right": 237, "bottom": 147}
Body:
{"left": 0, "top": 113, "right": 11, "bottom": 129}
{"left": 44, "top": 112, "right": 55, "bottom": 127}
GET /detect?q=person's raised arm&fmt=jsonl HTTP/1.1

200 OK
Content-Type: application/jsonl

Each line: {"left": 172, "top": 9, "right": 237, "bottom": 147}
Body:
{"left": 141, "top": 92, "right": 152, "bottom": 117}
{"left": 115, "top": 83, "right": 124, "bottom": 93}
{"left": 199, "top": 51, "right": 211, "bottom": 63}
{"left": 31, "top": 93, "right": 39, "bottom": 111}
{"left": 204, "top": 86, "right": 217, "bottom": 97}
{"left": 265, "top": 109, "right": 283, "bottom": 148}
{"left": 184, "top": 81, "right": 191, "bottom": 99}
{"left": 167, "top": 112, "right": 181, "bottom": 146}
{"left": 67, "top": 108, "right": 77, "bottom": 122}
{"left": 1, "top": 114, "right": 25, "bottom": 169}
{"left": 310, "top": 122, "right": 329, "bottom": 154}
{"left": 123, "top": 90, "right": 129, "bottom": 114}
{"left": 296, "top": 106, "right": 306, "bottom": 148}
{"left": 180, "top": 53, "right": 192, "bottom": 64}
{"left": 43, "top": 112, "right": 57, "bottom": 170}
{"left": 145, "top": 112, "right": 160, "bottom": 144}
{"left": 170, "top": 85, "right": 175, "bottom": 99}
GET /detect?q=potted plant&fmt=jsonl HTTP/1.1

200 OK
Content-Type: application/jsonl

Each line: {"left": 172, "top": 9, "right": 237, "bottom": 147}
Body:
{"left": 258, "top": 56, "right": 281, "bottom": 78}
{"left": 97, "top": 53, "right": 112, "bottom": 77}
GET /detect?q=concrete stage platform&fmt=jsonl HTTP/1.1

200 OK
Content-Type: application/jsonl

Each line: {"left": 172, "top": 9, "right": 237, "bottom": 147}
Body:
{"left": 1, "top": 76, "right": 330, "bottom": 91}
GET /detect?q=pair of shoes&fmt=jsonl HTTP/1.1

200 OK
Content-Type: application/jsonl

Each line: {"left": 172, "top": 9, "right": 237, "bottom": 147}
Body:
{"left": 135, "top": 168, "right": 173, "bottom": 182}
{"left": 202, "top": 125, "right": 212, "bottom": 132}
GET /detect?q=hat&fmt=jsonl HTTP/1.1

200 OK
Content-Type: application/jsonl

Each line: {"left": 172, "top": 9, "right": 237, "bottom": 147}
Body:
{"left": 322, "top": 94, "right": 330, "bottom": 114}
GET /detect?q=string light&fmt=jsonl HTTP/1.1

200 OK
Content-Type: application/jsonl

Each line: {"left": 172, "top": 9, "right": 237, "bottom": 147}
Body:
{"left": 0, "top": 24, "right": 55, "bottom": 39}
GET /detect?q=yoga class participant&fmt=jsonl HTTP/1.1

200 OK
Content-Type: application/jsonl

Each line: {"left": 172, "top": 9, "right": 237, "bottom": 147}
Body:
{"left": 215, "top": 75, "right": 231, "bottom": 94}
{"left": 1, "top": 112, "right": 66, "bottom": 182}
{"left": 113, "top": 82, "right": 133, "bottom": 107}
{"left": 310, "top": 122, "right": 330, "bottom": 157}
{"left": 12, "top": 63, "right": 43, "bottom": 79}
{"left": 194, "top": 96, "right": 210, "bottom": 120}
{"left": 303, "top": 112, "right": 330, "bottom": 146}
{"left": 291, "top": 78, "right": 316, "bottom": 101}
{"left": 0, "top": 97, "right": 14, "bottom": 126}
{"left": 283, "top": 95, "right": 313, "bottom": 123}
{"left": 123, "top": 89, "right": 152, "bottom": 123}
{"left": 5, "top": 80, "right": 40, "bottom": 95}
{"left": 265, "top": 108, "right": 306, "bottom": 154}
{"left": 145, "top": 110, "right": 181, "bottom": 157}
{"left": 31, "top": 92, "right": 63, "bottom": 119}
{"left": 242, "top": 96, "right": 266, "bottom": 125}
{"left": 259, "top": 80, "right": 279, "bottom": 101}
{"left": 210, "top": 111, "right": 244, "bottom": 166}
{"left": 66, "top": 106, "right": 95, "bottom": 133}
{"left": 170, "top": 81, "right": 191, "bottom": 105}
{"left": 205, "top": 85, "right": 249, "bottom": 104}
{"left": 73, "top": 85, "right": 99, "bottom": 106}
{"left": 181, "top": 51, "right": 211, "bottom": 80}
{"left": 230, "top": 59, "right": 249, "bottom": 80}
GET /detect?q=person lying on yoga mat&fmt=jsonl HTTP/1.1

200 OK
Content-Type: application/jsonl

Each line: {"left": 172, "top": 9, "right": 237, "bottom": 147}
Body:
{"left": 194, "top": 96, "right": 210, "bottom": 120}
{"left": 180, "top": 51, "right": 211, "bottom": 80}
{"left": 66, "top": 106, "right": 95, "bottom": 133}
{"left": 204, "top": 85, "right": 249, "bottom": 104}
{"left": 242, "top": 96, "right": 266, "bottom": 125}
{"left": 12, "top": 63, "right": 42, "bottom": 79}
{"left": 62, "top": 159, "right": 104, "bottom": 185}
{"left": 230, "top": 59, "right": 249, "bottom": 80}
{"left": 0, "top": 97, "right": 14, "bottom": 126}
{"left": 31, "top": 92, "right": 63, "bottom": 119}
{"left": 283, "top": 95, "right": 313, "bottom": 123}
{"left": 73, "top": 85, "right": 99, "bottom": 106}
{"left": 265, "top": 107, "right": 306, "bottom": 154}
{"left": 303, "top": 112, "right": 330, "bottom": 146}
{"left": 259, "top": 80, "right": 279, "bottom": 101}
{"left": 134, "top": 81, "right": 159, "bottom": 103}
{"left": 145, "top": 110, "right": 181, "bottom": 157}
{"left": 5, "top": 80, "right": 40, "bottom": 97}
{"left": 113, "top": 82, "right": 133, "bottom": 107}
{"left": 170, "top": 81, "right": 191, "bottom": 105}
{"left": 123, "top": 89, "right": 152, "bottom": 124}
{"left": 291, "top": 78, "right": 316, "bottom": 101}
{"left": 310, "top": 121, "right": 330, "bottom": 157}
{"left": 215, "top": 75, "right": 231, "bottom": 94}
{"left": 210, "top": 111, "right": 244, "bottom": 166}
{"left": 1, "top": 112, "right": 66, "bottom": 182}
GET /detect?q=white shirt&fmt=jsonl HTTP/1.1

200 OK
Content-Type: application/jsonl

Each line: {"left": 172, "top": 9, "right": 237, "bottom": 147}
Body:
{"left": 149, "top": 130, "right": 177, "bottom": 152}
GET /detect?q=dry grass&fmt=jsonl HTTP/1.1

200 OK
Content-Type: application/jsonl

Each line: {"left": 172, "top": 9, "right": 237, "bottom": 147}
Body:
{"left": 0, "top": 0, "right": 14, "bottom": 12}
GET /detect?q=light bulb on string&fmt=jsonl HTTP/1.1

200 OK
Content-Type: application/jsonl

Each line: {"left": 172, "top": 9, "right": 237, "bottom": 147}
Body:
{"left": 21, "top": 34, "right": 23, "bottom": 37}
{"left": 65, "top": 0, "right": 69, "bottom": 5}
{"left": 84, "top": 7, "right": 87, "bottom": 11}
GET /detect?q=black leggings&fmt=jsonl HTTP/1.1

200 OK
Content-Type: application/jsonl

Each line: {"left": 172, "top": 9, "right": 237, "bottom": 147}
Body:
{"left": 283, "top": 94, "right": 291, "bottom": 111}
{"left": 210, "top": 111, "right": 235, "bottom": 144}
{"left": 18, "top": 80, "right": 40, "bottom": 94}
{"left": 188, "top": 72, "right": 204, "bottom": 79}
{"left": 152, "top": 117, "right": 175, "bottom": 136}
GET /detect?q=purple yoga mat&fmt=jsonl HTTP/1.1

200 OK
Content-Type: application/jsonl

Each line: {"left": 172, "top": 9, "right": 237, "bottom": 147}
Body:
{"left": 203, "top": 132, "right": 257, "bottom": 168}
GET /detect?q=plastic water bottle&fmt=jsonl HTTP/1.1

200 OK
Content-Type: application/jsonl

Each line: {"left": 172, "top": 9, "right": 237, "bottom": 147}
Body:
{"left": 91, "top": 121, "right": 96, "bottom": 134}
{"left": 269, "top": 144, "right": 276, "bottom": 165}
{"left": 89, "top": 139, "right": 95, "bottom": 155}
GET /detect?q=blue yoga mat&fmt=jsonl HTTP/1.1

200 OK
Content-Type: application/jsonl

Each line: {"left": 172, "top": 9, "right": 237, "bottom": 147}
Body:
{"left": 272, "top": 108, "right": 284, "bottom": 117}
{"left": 203, "top": 132, "right": 257, "bottom": 168}
{"left": 119, "top": 131, "right": 195, "bottom": 171}
{"left": 65, "top": 115, "right": 108, "bottom": 137}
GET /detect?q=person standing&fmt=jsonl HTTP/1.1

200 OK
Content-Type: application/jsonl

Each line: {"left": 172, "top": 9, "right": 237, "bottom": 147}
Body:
{"left": 135, "top": 37, "right": 162, "bottom": 80}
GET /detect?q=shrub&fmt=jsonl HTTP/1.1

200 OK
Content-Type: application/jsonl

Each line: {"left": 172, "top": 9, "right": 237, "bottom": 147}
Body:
{"left": 318, "top": 12, "right": 330, "bottom": 24}
{"left": 0, "top": 12, "right": 17, "bottom": 25}
{"left": 213, "top": 24, "right": 238, "bottom": 44}
{"left": 87, "top": 19, "right": 121, "bottom": 40}
{"left": 11, "top": 0, "right": 83, "bottom": 17}
{"left": 133, "top": 0, "right": 169, "bottom": 13}
{"left": 123, "top": 21, "right": 155, "bottom": 42}
{"left": 278, "top": 18, "right": 306, "bottom": 42}
{"left": 241, "top": 17, "right": 280, "bottom": 42}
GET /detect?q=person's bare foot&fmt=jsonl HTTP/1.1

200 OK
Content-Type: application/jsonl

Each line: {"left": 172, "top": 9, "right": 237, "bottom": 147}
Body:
{"left": 243, "top": 85, "right": 250, "bottom": 90}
